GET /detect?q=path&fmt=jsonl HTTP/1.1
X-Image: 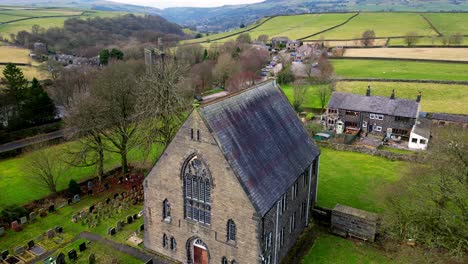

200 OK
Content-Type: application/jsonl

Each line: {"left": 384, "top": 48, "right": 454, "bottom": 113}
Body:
{"left": 0, "top": 129, "right": 66, "bottom": 154}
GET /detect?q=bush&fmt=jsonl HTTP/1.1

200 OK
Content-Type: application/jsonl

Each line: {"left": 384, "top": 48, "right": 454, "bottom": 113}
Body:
{"left": 0, "top": 205, "right": 28, "bottom": 224}
{"left": 277, "top": 66, "right": 295, "bottom": 85}
{"left": 306, "top": 113, "right": 315, "bottom": 120}
{"left": 306, "top": 122, "right": 323, "bottom": 136}
{"left": 68, "top": 179, "right": 81, "bottom": 195}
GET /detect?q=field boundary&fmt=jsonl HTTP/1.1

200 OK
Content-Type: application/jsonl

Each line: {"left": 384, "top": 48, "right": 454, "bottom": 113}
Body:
{"left": 331, "top": 56, "right": 468, "bottom": 63}
{"left": 0, "top": 13, "right": 84, "bottom": 25}
{"left": 297, "top": 12, "right": 360, "bottom": 40}
{"left": 420, "top": 14, "right": 442, "bottom": 37}
{"left": 0, "top": 62, "right": 30, "bottom": 66}
{"left": 337, "top": 78, "right": 468, "bottom": 85}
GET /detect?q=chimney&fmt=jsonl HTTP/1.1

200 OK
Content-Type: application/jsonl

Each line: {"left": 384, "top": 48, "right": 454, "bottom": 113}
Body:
{"left": 416, "top": 91, "right": 422, "bottom": 103}
{"left": 390, "top": 89, "right": 395, "bottom": 99}
{"left": 366, "top": 84, "right": 371, "bottom": 96}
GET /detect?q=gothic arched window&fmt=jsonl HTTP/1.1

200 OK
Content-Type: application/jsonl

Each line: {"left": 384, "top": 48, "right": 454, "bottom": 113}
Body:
{"left": 227, "top": 219, "right": 236, "bottom": 241}
{"left": 183, "top": 155, "right": 212, "bottom": 225}
{"left": 222, "top": 257, "right": 228, "bottom": 264}
{"left": 163, "top": 199, "right": 171, "bottom": 220}
{"left": 163, "top": 233, "right": 168, "bottom": 248}
{"left": 170, "top": 236, "right": 177, "bottom": 251}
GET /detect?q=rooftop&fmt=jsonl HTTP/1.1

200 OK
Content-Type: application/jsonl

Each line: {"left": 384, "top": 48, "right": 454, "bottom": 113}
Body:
{"left": 430, "top": 112, "right": 468, "bottom": 123}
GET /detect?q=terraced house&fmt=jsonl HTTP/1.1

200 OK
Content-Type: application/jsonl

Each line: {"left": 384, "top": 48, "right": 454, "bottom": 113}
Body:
{"left": 143, "top": 81, "right": 320, "bottom": 264}
{"left": 326, "top": 86, "right": 421, "bottom": 139}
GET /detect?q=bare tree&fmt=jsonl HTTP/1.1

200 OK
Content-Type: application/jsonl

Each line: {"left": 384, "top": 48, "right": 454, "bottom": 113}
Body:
{"left": 239, "top": 46, "right": 269, "bottom": 73}
{"left": 213, "top": 53, "right": 240, "bottom": 87}
{"left": 23, "top": 144, "right": 68, "bottom": 194}
{"left": 50, "top": 66, "right": 97, "bottom": 107}
{"left": 449, "top": 33, "right": 463, "bottom": 45}
{"left": 190, "top": 60, "right": 215, "bottom": 93}
{"left": 316, "top": 53, "right": 335, "bottom": 82}
{"left": 292, "top": 84, "right": 308, "bottom": 112}
{"left": 404, "top": 32, "right": 419, "bottom": 47}
{"left": 176, "top": 44, "right": 204, "bottom": 65}
{"left": 226, "top": 71, "right": 257, "bottom": 92}
{"left": 236, "top": 33, "right": 252, "bottom": 44}
{"left": 318, "top": 84, "right": 331, "bottom": 112}
{"left": 361, "top": 30, "right": 376, "bottom": 47}
{"left": 257, "top": 34, "right": 269, "bottom": 43}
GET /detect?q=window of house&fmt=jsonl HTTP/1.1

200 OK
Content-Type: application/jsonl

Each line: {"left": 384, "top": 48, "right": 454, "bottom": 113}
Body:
{"left": 370, "top": 114, "right": 376, "bottom": 119}
{"left": 291, "top": 181, "right": 298, "bottom": 200}
{"left": 300, "top": 201, "right": 307, "bottom": 219}
{"left": 279, "top": 193, "right": 287, "bottom": 215}
{"left": 328, "top": 108, "right": 337, "bottom": 114}
{"left": 345, "top": 110, "right": 359, "bottom": 116}
{"left": 170, "top": 237, "right": 177, "bottom": 250}
{"left": 264, "top": 232, "right": 272, "bottom": 251}
{"left": 345, "top": 121, "right": 358, "bottom": 127}
{"left": 222, "top": 257, "right": 228, "bottom": 264}
{"left": 289, "top": 212, "right": 296, "bottom": 233}
{"left": 303, "top": 167, "right": 309, "bottom": 187}
{"left": 162, "top": 233, "right": 168, "bottom": 248}
{"left": 362, "top": 121, "right": 367, "bottom": 128}
{"left": 412, "top": 138, "right": 417, "bottom": 143}
{"left": 392, "top": 128, "right": 408, "bottom": 135}
{"left": 183, "top": 155, "right": 212, "bottom": 225}
{"left": 264, "top": 255, "right": 271, "bottom": 264}
{"left": 231, "top": 260, "right": 237, "bottom": 264}
{"left": 420, "top": 139, "right": 426, "bottom": 144}
{"left": 191, "top": 128, "right": 194, "bottom": 140}
{"left": 280, "top": 227, "right": 285, "bottom": 248}
{"left": 227, "top": 219, "right": 236, "bottom": 241}
{"left": 197, "top": 129, "right": 201, "bottom": 141}
{"left": 163, "top": 199, "right": 171, "bottom": 221}
{"left": 395, "top": 116, "right": 410, "bottom": 122}
{"left": 375, "top": 126, "right": 382, "bottom": 132}
{"left": 377, "top": 115, "right": 384, "bottom": 120}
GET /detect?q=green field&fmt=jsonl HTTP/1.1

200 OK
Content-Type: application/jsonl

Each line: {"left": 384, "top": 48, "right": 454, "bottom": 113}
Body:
{"left": 318, "top": 148, "right": 407, "bottom": 213}
{"left": 336, "top": 81, "right": 468, "bottom": 114}
{"left": 424, "top": 13, "right": 468, "bottom": 35}
{"left": 281, "top": 84, "right": 330, "bottom": 110}
{"left": 388, "top": 36, "right": 467, "bottom": 46}
{"left": 331, "top": 59, "right": 468, "bottom": 81}
{"left": 0, "top": 142, "right": 162, "bottom": 208}
{"left": 0, "top": 7, "right": 127, "bottom": 38}
{"left": 302, "top": 231, "right": 392, "bottom": 264}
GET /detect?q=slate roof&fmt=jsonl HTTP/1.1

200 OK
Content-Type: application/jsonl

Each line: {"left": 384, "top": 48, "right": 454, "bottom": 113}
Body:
{"left": 328, "top": 92, "right": 419, "bottom": 118}
{"left": 200, "top": 81, "right": 320, "bottom": 216}
{"left": 412, "top": 118, "right": 432, "bottom": 139}
{"left": 430, "top": 113, "right": 468, "bottom": 123}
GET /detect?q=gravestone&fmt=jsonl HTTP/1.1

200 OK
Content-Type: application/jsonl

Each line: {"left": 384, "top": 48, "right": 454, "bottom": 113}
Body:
{"left": 29, "top": 212, "right": 36, "bottom": 222}
{"left": 138, "top": 210, "right": 144, "bottom": 218}
{"left": 79, "top": 242, "right": 86, "bottom": 252}
{"left": 36, "top": 234, "right": 43, "bottom": 242}
{"left": 133, "top": 214, "right": 138, "bottom": 220}
{"left": 72, "top": 215, "right": 79, "bottom": 223}
{"left": 106, "top": 198, "right": 111, "bottom": 205}
{"left": 145, "top": 259, "right": 153, "bottom": 264}
{"left": 104, "top": 183, "right": 110, "bottom": 190}
{"left": 68, "top": 249, "right": 77, "bottom": 260}
{"left": 1, "top": 250, "right": 9, "bottom": 259}
{"left": 127, "top": 215, "right": 133, "bottom": 224}
{"left": 55, "top": 225, "right": 63, "bottom": 234}
{"left": 46, "top": 229, "right": 55, "bottom": 239}
{"left": 38, "top": 208, "right": 47, "bottom": 217}
{"left": 114, "top": 193, "right": 119, "bottom": 199}
{"left": 118, "top": 177, "right": 124, "bottom": 184}
{"left": 0, "top": 227, "right": 4, "bottom": 236}
{"left": 48, "top": 204, "right": 56, "bottom": 213}
{"left": 89, "top": 253, "right": 96, "bottom": 264}
{"left": 14, "top": 245, "right": 26, "bottom": 255}
{"left": 20, "top": 216, "right": 27, "bottom": 225}
{"left": 27, "top": 240, "right": 35, "bottom": 249}
{"left": 116, "top": 221, "right": 123, "bottom": 231}
{"left": 89, "top": 205, "right": 95, "bottom": 213}
{"left": 139, "top": 224, "right": 144, "bottom": 232}
{"left": 73, "top": 194, "right": 81, "bottom": 203}
{"left": 68, "top": 198, "right": 73, "bottom": 205}
{"left": 56, "top": 253, "right": 66, "bottom": 264}
{"left": 11, "top": 221, "right": 21, "bottom": 231}
{"left": 87, "top": 181, "right": 94, "bottom": 189}
{"left": 108, "top": 227, "right": 116, "bottom": 236}
{"left": 121, "top": 192, "right": 126, "bottom": 198}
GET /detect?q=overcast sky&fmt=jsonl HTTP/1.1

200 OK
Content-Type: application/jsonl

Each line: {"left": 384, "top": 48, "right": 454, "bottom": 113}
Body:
{"left": 110, "top": 0, "right": 265, "bottom": 9}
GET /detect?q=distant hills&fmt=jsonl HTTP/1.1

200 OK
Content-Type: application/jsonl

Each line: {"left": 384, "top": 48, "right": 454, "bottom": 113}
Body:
{"left": 2, "top": 0, "right": 468, "bottom": 32}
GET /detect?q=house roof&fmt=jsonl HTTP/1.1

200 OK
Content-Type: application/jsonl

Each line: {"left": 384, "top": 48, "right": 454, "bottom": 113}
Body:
{"left": 200, "top": 81, "right": 320, "bottom": 216}
{"left": 412, "top": 118, "right": 432, "bottom": 139}
{"left": 327, "top": 92, "right": 419, "bottom": 118}
{"left": 430, "top": 113, "right": 468, "bottom": 123}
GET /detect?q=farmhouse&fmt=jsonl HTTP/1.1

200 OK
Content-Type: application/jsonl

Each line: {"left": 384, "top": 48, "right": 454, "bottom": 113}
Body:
{"left": 143, "top": 81, "right": 320, "bottom": 264}
{"left": 286, "top": 40, "right": 302, "bottom": 51}
{"left": 271, "top": 36, "right": 290, "bottom": 49}
{"left": 326, "top": 86, "right": 421, "bottom": 139}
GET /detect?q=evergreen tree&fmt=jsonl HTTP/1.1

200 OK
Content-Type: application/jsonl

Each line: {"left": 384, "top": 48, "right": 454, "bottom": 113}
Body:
{"left": 202, "top": 49, "right": 208, "bottom": 61}
{"left": 2, "top": 63, "right": 27, "bottom": 102}
{"left": 110, "top": 48, "right": 124, "bottom": 60}
{"left": 99, "top": 49, "right": 110, "bottom": 65}
{"left": 21, "top": 78, "right": 56, "bottom": 125}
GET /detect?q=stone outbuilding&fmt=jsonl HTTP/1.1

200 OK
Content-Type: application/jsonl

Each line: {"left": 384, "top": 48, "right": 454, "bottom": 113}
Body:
{"left": 143, "top": 81, "right": 321, "bottom": 264}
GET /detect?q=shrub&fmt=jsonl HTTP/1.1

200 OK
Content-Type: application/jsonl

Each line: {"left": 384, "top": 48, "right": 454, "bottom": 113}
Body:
{"left": 306, "top": 113, "right": 315, "bottom": 120}
{"left": 277, "top": 66, "right": 295, "bottom": 85}
{"left": 0, "top": 205, "right": 28, "bottom": 224}
{"left": 68, "top": 179, "right": 81, "bottom": 195}
{"left": 306, "top": 122, "right": 323, "bottom": 136}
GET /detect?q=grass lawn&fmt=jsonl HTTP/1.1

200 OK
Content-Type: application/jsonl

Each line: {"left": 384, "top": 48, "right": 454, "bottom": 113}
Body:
{"left": 311, "top": 13, "right": 436, "bottom": 40}
{"left": 0, "top": 142, "right": 163, "bottom": 208}
{"left": 342, "top": 48, "right": 468, "bottom": 62}
{"left": 388, "top": 36, "right": 468, "bottom": 46}
{"left": 280, "top": 83, "right": 330, "bottom": 110}
{"left": 302, "top": 231, "right": 392, "bottom": 264}
{"left": 318, "top": 148, "right": 408, "bottom": 213}
{"left": 0, "top": 65, "right": 48, "bottom": 80}
{"left": 380, "top": 146, "right": 417, "bottom": 155}
{"left": 331, "top": 59, "right": 468, "bottom": 81}
{"left": 424, "top": 13, "right": 468, "bottom": 35}
{"left": 0, "top": 45, "right": 33, "bottom": 64}
{"left": 336, "top": 81, "right": 468, "bottom": 114}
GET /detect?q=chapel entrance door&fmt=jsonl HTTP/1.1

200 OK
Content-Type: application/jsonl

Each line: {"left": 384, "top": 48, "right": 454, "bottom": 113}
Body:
{"left": 193, "top": 245, "right": 208, "bottom": 264}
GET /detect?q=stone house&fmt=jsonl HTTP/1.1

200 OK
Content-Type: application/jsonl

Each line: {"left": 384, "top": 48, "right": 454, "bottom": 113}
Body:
{"left": 143, "top": 81, "right": 321, "bottom": 264}
{"left": 326, "top": 86, "right": 421, "bottom": 139}
{"left": 286, "top": 40, "right": 301, "bottom": 51}
{"left": 270, "top": 37, "right": 290, "bottom": 49}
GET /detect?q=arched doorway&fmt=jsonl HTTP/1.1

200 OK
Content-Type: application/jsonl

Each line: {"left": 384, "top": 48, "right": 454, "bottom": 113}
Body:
{"left": 186, "top": 237, "right": 209, "bottom": 264}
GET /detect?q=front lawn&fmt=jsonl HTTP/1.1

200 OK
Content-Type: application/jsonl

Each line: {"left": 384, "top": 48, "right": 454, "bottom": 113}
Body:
{"left": 280, "top": 83, "right": 331, "bottom": 110}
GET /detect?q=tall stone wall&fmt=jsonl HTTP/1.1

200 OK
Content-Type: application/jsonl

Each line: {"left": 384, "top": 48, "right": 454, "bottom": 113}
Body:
{"left": 331, "top": 204, "right": 378, "bottom": 242}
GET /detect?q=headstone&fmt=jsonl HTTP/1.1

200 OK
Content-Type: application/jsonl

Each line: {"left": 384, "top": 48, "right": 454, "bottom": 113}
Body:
{"left": 139, "top": 224, "right": 144, "bottom": 232}
{"left": 145, "top": 259, "right": 153, "bottom": 264}
{"left": 114, "top": 193, "right": 119, "bottom": 199}
{"left": 127, "top": 215, "right": 133, "bottom": 224}
{"left": 48, "top": 204, "right": 55, "bottom": 213}
{"left": 106, "top": 198, "right": 111, "bottom": 205}
{"left": 27, "top": 240, "right": 35, "bottom": 249}
{"left": 20, "top": 216, "right": 27, "bottom": 225}
{"left": 29, "top": 212, "right": 36, "bottom": 222}
{"left": 11, "top": 221, "right": 21, "bottom": 231}
{"left": 46, "top": 229, "right": 55, "bottom": 239}
{"left": 138, "top": 210, "right": 144, "bottom": 218}
{"left": 108, "top": 227, "right": 116, "bottom": 236}
{"left": 36, "top": 234, "right": 43, "bottom": 242}
{"left": 89, "top": 205, "right": 95, "bottom": 213}
{"left": 39, "top": 208, "right": 47, "bottom": 217}
{"left": 55, "top": 225, "right": 63, "bottom": 233}
{"left": 0, "top": 227, "right": 4, "bottom": 236}
{"left": 78, "top": 242, "right": 86, "bottom": 252}
{"left": 68, "top": 249, "right": 77, "bottom": 260}
{"left": 116, "top": 221, "right": 123, "bottom": 231}
{"left": 73, "top": 194, "right": 81, "bottom": 203}
{"left": 89, "top": 253, "right": 96, "bottom": 264}
{"left": 1, "top": 250, "right": 9, "bottom": 259}
{"left": 118, "top": 177, "right": 124, "bottom": 184}
{"left": 132, "top": 185, "right": 137, "bottom": 191}
{"left": 14, "top": 245, "right": 26, "bottom": 255}
{"left": 56, "top": 253, "right": 66, "bottom": 264}
{"left": 121, "top": 192, "right": 126, "bottom": 199}
{"left": 104, "top": 183, "right": 110, "bottom": 190}
{"left": 68, "top": 198, "right": 73, "bottom": 205}
{"left": 133, "top": 214, "right": 138, "bottom": 220}
{"left": 72, "top": 215, "right": 79, "bottom": 223}
{"left": 87, "top": 181, "right": 94, "bottom": 189}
